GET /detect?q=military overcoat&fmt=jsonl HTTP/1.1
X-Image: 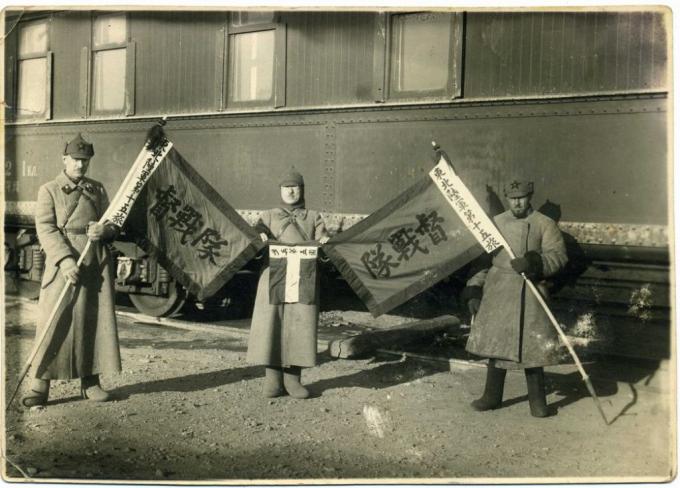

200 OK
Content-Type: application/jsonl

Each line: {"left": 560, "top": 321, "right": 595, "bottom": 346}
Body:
{"left": 465, "top": 208, "right": 568, "bottom": 369}
{"left": 246, "top": 207, "right": 328, "bottom": 367}
{"left": 34, "top": 171, "right": 122, "bottom": 379}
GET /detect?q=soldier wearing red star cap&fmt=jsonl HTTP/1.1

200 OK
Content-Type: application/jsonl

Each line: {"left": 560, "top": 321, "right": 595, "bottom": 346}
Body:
{"left": 461, "top": 178, "right": 568, "bottom": 417}
{"left": 22, "top": 134, "right": 122, "bottom": 408}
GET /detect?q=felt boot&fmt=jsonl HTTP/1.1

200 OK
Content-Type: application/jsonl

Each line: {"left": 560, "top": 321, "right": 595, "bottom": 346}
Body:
{"left": 263, "top": 366, "right": 285, "bottom": 398}
{"left": 283, "top": 366, "right": 310, "bottom": 399}
{"left": 525, "top": 367, "right": 550, "bottom": 417}
{"left": 471, "top": 366, "right": 506, "bottom": 411}
{"left": 21, "top": 378, "right": 50, "bottom": 408}
{"left": 80, "top": 375, "right": 111, "bottom": 402}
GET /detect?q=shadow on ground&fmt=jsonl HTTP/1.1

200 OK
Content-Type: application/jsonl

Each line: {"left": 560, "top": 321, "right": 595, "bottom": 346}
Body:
{"left": 496, "top": 356, "right": 665, "bottom": 424}
{"left": 111, "top": 365, "right": 263, "bottom": 399}
{"left": 310, "top": 356, "right": 449, "bottom": 395}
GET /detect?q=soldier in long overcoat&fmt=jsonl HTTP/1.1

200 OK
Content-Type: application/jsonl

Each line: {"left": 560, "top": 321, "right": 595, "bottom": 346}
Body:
{"left": 461, "top": 179, "right": 567, "bottom": 417}
{"left": 22, "top": 134, "right": 122, "bottom": 407}
{"left": 246, "top": 168, "right": 329, "bottom": 399}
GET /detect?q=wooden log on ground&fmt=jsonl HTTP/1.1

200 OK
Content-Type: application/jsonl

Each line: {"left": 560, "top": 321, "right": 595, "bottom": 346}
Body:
{"left": 329, "top": 315, "right": 463, "bottom": 359}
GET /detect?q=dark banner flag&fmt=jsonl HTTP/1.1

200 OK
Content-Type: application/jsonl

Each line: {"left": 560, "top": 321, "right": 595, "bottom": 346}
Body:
{"left": 125, "top": 141, "right": 266, "bottom": 300}
{"left": 322, "top": 154, "right": 502, "bottom": 317}
{"left": 268, "top": 244, "right": 319, "bottom": 305}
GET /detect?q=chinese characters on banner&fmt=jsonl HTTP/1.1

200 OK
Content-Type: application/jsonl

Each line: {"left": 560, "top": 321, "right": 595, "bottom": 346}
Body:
{"left": 360, "top": 210, "right": 448, "bottom": 279}
{"left": 149, "top": 185, "right": 229, "bottom": 265}
{"left": 102, "top": 140, "right": 174, "bottom": 226}
{"left": 268, "top": 245, "right": 319, "bottom": 304}
{"left": 125, "top": 145, "right": 265, "bottom": 300}
{"left": 429, "top": 157, "right": 505, "bottom": 253}
{"left": 322, "top": 164, "right": 488, "bottom": 317}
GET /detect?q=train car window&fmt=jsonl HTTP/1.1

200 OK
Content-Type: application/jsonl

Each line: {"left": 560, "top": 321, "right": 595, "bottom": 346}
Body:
{"left": 92, "top": 49, "right": 127, "bottom": 112}
{"left": 230, "top": 11, "right": 275, "bottom": 27}
{"left": 15, "top": 19, "right": 51, "bottom": 119}
{"left": 375, "top": 12, "right": 462, "bottom": 102}
{"left": 391, "top": 13, "right": 451, "bottom": 92}
{"left": 224, "top": 12, "right": 285, "bottom": 109}
{"left": 93, "top": 13, "right": 127, "bottom": 47}
{"left": 18, "top": 22, "right": 48, "bottom": 57}
{"left": 230, "top": 30, "right": 275, "bottom": 102}
{"left": 89, "top": 13, "right": 131, "bottom": 116}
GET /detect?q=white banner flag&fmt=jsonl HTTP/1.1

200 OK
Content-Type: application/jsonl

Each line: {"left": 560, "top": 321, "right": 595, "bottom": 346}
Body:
{"left": 101, "top": 140, "right": 174, "bottom": 227}
{"left": 429, "top": 156, "right": 507, "bottom": 253}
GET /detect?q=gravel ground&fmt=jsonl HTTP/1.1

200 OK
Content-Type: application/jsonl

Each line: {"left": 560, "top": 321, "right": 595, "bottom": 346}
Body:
{"left": 2, "top": 297, "right": 675, "bottom": 483}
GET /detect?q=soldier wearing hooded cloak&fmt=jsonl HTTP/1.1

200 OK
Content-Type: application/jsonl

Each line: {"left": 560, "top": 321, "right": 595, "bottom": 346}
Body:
{"left": 246, "top": 168, "right": 329, "bottom": 399}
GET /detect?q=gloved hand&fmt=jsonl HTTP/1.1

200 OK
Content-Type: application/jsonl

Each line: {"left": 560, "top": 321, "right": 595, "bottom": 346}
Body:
{"left": 86, "top": 222, "right": 106, "bottom": 241}
{"left": 510, "top": 251, "right": 543, "bottom": 278}
{"left": 467, "top": 298, "right": 481, "bottom": 315}
{"left": 318, "top": 236, "right": 330, "bottom": 245}
{"left": 59, "top": 257, "right": 79, "bottom": 285}
{"left": 510, "top": 256, "right": 530, "bottom": 274}
{"left": 259, "top": 233, "right": 269, "bottom": 243}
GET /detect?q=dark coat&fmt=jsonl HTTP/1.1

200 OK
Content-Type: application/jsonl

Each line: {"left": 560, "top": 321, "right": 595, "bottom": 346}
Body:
{"left": 465, "top": 208, "right": 568, "bottom": 369}
{"left": 246, "top": 208, "right": 328, "bottom": 367}
{"left": 33, "top": 171, "right": 122, "bottom": 380}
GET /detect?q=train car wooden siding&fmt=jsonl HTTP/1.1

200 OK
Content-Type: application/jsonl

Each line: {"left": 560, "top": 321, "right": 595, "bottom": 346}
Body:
{"left": 3, "top": 10, "right": 670, "bottom": 359}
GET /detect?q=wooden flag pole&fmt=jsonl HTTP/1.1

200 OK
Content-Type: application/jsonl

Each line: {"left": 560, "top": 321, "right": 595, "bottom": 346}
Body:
{"left": 432, "top": 141, "right": 609, "bottom": 425}
{"left": 6, "top": 241, "right": 91, "bottom": 411}
{"left": 7, "top": 120, "right": 169, "bottom": 411}
{"left": 502, "top": 244, "right": 609, "bottom": 425}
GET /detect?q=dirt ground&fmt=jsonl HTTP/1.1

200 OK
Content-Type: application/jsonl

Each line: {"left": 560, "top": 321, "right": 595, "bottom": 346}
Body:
{"left": 2, "top": 296, "right": 675, "bottom": 484}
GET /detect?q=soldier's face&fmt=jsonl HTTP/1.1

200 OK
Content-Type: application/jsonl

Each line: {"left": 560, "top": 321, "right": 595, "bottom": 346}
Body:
{"left": 281, "top": 185, "right": 302, "bottom": 205}
{"left": 63, "top": 155, "right": 90, "bottom": 180}
{"left": 507, "top": 195, "right": 531, "bottom": 218}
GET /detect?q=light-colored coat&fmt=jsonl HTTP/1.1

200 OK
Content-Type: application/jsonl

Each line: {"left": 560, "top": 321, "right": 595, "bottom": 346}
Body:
{"left": 246, "top": 208, "right": 328, "bottom": 367}
{"left": 34, "top": 171, "right": 121, "bottom": 379}
{"left": 465, "top": 208, "right": 568, "bottom": 369}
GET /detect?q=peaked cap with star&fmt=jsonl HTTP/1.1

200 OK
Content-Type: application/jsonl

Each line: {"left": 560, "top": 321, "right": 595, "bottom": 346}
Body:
{"left": 64, "top": 133, "right": 94, "bottom": 159}
{"left": 503, "top": 178, "right": 534, "bottom": 198}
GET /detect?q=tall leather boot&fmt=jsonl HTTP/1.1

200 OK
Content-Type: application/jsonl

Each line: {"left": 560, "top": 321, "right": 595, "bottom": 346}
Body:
{"left": 21, "top": 378, "right": 50, "bottom": 408}
{"left": 525, "top": 367, "right": 550, "bottom": 417}
{"left": 471, "top": 365, "right": 506, "bottom": 411}
{"left": 263, "top": 366, "right": 285, "bottom": 398}
{"left": 283, "top": 366, "right": 310, "bottom": 399}
{"left": 81, "top": 375, "right": 111, "bottom": 402}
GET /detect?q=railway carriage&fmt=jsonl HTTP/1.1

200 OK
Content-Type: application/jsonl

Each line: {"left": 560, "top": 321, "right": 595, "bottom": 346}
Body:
{"left": 3, "top": 9, "right": 671, "bottom": 359}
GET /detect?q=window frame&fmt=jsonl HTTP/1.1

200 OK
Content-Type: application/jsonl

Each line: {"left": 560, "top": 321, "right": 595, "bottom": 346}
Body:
{"left": 14, "top": 17, "right": 53, "bottom": 120}
{"left": 373, "top": 11, "right": 464, "bottom": 103}
{"left": 219, "top": 11, "right": 286, "bottom": 111}
{"left": 82, "top": 11, "right": 136, "bottom": 117}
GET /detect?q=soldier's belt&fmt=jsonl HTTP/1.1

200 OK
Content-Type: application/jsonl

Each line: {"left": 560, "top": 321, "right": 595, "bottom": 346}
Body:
{"left": 62, "top": 226, "right": 88, "bottom": 235}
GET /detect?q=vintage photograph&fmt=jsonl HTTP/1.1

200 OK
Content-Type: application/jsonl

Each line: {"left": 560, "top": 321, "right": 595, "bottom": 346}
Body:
{"left": 2, "top": 5, "right": 675, "bottom": 484}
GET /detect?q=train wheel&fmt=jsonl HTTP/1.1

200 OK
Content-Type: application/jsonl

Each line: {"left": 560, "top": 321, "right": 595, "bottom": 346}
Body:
{"left": 128, "top": 281, "right": 187, "bottom": 317}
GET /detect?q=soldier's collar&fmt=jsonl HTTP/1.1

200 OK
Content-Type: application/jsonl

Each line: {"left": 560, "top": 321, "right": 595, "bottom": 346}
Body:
{"left": 58, "top": 171, "right": 95, "bottom": 195}
{"left": 277, "top": 207, "right": 307, "bottom": 218}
